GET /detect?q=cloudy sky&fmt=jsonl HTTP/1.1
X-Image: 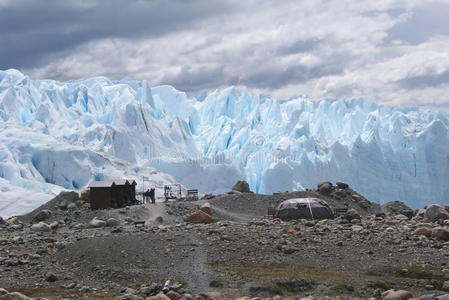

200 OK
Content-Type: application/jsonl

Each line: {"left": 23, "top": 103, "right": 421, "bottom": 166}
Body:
{"left": 1, "top": 0, "right": 449, "bottom": 109}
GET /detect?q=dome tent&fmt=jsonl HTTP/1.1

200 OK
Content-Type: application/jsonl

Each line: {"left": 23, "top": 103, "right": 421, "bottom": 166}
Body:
{"left": 274, "top": 198, "right": 333, "bottom": 220}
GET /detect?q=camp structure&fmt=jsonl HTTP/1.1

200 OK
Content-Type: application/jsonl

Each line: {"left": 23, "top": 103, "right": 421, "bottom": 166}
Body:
{"left": 274, "top": 198, "right": 333, "bottom": 220}
{"left": 89, "top": 179, "right": 137, "bottom": 210}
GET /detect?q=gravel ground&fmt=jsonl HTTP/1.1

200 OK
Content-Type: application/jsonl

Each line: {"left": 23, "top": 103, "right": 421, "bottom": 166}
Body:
{"left": 1, "top": 186, "right": 449, "bottom": 300}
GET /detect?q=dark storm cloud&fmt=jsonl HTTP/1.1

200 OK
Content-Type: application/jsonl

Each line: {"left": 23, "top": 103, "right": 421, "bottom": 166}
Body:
{"left": 161, "top": 65, "right": 225, "bottom": 92}
{"left": 0, "top": 0, "right": 232, "bottom": 69}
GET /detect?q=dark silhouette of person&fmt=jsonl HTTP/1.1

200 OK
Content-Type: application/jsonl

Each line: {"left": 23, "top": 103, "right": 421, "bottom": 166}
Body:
{"left": 149, "top": 188, "right": 155, "bottom": 204}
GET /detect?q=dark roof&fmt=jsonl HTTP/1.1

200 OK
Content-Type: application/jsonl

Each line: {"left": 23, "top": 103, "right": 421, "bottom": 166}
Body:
{"left": 89, "top": 180, "right": 115, "bottom": 188}
{"left": 88, "top": 179, "right": 137, "bottom": 188}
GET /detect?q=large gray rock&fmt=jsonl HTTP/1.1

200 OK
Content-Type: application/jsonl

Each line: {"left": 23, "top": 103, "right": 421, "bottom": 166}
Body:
{"left": 0, "top": 216, "right": 5, "bottom": 225}
{"left": 88, "top": 217, "right": 106, "bottom": 228}
{"left": 424, "top": 204, "right": 449, "bottom": 222}
{"left": 232, "top": 180, "right": 251, "bottom": 193}
{"left": 317, "top": 181, "right": 333, "bottom": 194}
{"left": 382, "top": 201, "right": 414, "bottom": 219}
{"left": 30, "top": 222, "right": 51, "bottom": 232}
{"left": 382, "top": 289, "right": 412, "bottom": 300}
{"left": 106, "top": 218, "right": 120, "bottom": 227}
{"left": 32, "top": 209, "right": 52, "bottom": 222}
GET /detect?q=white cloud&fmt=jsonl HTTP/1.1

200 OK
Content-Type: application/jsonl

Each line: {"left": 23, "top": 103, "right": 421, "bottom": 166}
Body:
{"left": 20, "top": 0, "right": 449, "bottom": 109}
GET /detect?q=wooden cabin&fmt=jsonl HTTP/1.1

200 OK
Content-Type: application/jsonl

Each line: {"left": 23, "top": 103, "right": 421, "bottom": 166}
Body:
{"left": 89, "top": 179, "right": 137, "bottom": 210}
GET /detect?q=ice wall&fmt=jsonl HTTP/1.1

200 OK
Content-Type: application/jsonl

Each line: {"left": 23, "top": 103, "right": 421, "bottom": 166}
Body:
{"left": 1, "top": 69, "right": 448, "bottom": 211}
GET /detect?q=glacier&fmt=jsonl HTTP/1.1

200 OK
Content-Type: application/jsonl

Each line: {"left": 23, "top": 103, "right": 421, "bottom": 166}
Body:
{"left": 0, "top": 69, "right": 448, "bottom": 216}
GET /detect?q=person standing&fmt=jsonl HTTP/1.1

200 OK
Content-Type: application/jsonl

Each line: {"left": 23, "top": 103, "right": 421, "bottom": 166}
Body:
{"left": 149, "top": 188, "right": 155, "bottom": 204}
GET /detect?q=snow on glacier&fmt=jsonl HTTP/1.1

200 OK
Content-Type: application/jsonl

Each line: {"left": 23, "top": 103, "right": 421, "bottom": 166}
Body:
{"left": 0, "top": 69, "right": 448, "bottom": 216}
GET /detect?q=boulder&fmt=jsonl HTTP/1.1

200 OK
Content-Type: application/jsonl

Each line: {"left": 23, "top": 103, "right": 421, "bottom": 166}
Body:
{"left": 382, "top": 201, "right": 414, "bottom": 219}
{"left": 412, "top": 227, "right": 433, "bottom": 238}
{"left": 58, "top": 200, "right": 68, "bottom": 210}
{"left": 106, "top": 218, "right": 120, "bottom": 227}
{"left": 166, "top": 291, "right": 182, "bottom": 300}
{"left": 32, "top": 209, "right": 52, "bottom": 222}
{"left": 336, "top": 181, "right": 349, "bottom": 189}
{"left": 200, "top": 202, "right": 212, "bottom": 215}
{"left": 345, "top": 209, "right": 361, "bottom": 221}
{"left": 232, "top": 180, "right": 251, "bottom": 193}
{"left": 0, "top": 289, "right": 7, "bottom": 296}
{"left": 317, "top": 181, "right": 333, "bottom": 194}
{"left": 155, "top": 216, "right": 164, "bottom": 223}
{"left": 0, "top": 217, "right": 6, "bottom": 225}
{"left": 431, "top": 227, "right": 449, "bottom": 241}
{"left": 49, "top": 221, "right": 59, "bottom": 230}
{"left": 146, "top": 293, "right": 171, "bottom": 300}
{"left": 184, "top": 210, "right": 214, "bottom": 224}
{"left": 442, "top": 281, "right": 449, "bottom": 292}
{"left": 67, "top": 203, "right": 77, "bottom": 210}
{"left": 30, "top": 222, "right": 51, "bottom": 232}
{"left": 88, "top": 218, "right": 106, "bottom": 228}
{"left": 0, "top": 292, "right": 33, "bottom": 300}
{"left": 6, "top": 217, "right": 20, "bottom": 226}
{"left": 382, "top": 290, "right": 412, "bottom": 300}
{"left": 45, "top": 272, "right": 58, "bottom": 282}
{"left": 424, "top": 204, "right": 449, "bottom": 222}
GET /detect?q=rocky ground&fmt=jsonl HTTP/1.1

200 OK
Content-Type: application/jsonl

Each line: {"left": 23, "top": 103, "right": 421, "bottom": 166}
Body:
{"left": 1, "top": 182, "right": 449, "bottom": 300}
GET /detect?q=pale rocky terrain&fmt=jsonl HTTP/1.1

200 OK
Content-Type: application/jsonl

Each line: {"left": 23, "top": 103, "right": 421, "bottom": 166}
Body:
{"left": 1, "top": 182, "right": 449, "bottom": 300}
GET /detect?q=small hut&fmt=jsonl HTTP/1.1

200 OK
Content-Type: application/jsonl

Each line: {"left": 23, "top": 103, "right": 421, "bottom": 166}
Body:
{"left": 89, "top": 179, "right": 137, "bottom": 210}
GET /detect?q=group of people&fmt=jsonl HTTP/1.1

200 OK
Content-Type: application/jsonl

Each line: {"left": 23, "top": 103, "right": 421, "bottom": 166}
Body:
{"left": 143, "top": 188, "right": 156, "bottom": 204}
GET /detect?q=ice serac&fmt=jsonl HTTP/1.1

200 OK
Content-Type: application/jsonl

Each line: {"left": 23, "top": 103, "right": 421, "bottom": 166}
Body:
{"left": 0, "top": 69, "right": 448, "bottom": 216}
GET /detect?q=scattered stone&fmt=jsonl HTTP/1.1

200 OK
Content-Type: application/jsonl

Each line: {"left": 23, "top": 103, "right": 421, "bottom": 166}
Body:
{"left": 67, "top": 202, "right": 77, "bottom": 210}
{"left": 382, "top": 201, "right": 414, "bottom": 219}
{"left": 317, "top": 181, "right": 333, "bottom": 194}
{"left": 166, "top": 291, "right": 182, "bottom": 300}
{"left": 282, "top": 247, "right": 299, "bottom": 254}
{"left": 146, "top": 293, "right": 171, "bottom": 300}
{"left": 442, "top": 281, "right": 449, "bottom": 292}
{"left": 424, "top": 205, "right": 449, "bottom": 222}
{"left": 49, "top": 221, "right": 59, "bottom": 230}
{"left": 45, "top": 272, "right": 58, "bottom": 282}
{"left": 106, "top": 218, "right": 120, "bottom": 227}
{"left": 58, "top": 200, "right": 68, "bottom": 210}
{"left": 431, "top": 227, "right": 449, "bottom": 241}
{"left": 200, "top": 202, "right": 212, "bottom": 215}
{"left": 88, "top": 217, "right": 107, "bottom": 228}
{"left": 412, "top": 227, "right": 433, "bottom": 237}
{"left": 345, "top": 209, "right": 361, "bottom": 221}
{"left": 184, "top": 210, "right": 214, "bottom": 224}
{"left": 30, "top": 222, "right": 51, "bottom": 232}
{"left": 232, "top": 180, "right": 251, "bottom": 193}
{"left": 32, "top": 209, "right": 52, "bottom": 222}
{"left": 155, "top": 216, "right": 164, "bottom": 223}
{"left": 382, "top": 290, "right": 412, "bottom": 300}
{"left": 336, "top": 181, "right": 349, "bottom": 189}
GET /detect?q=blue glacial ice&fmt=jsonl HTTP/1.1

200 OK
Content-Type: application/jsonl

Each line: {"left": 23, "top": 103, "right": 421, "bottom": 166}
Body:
{"left": 0, "top": 69, "right": 448, "bottom": 216}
